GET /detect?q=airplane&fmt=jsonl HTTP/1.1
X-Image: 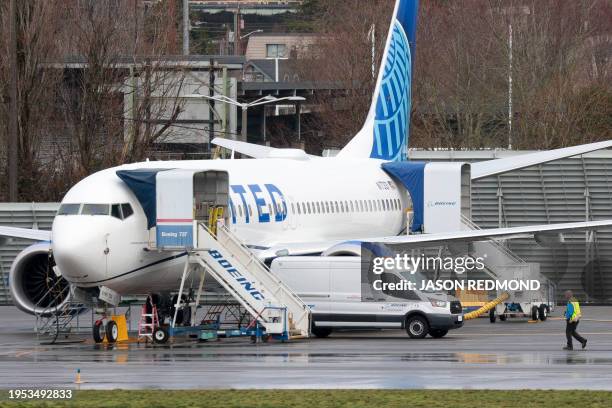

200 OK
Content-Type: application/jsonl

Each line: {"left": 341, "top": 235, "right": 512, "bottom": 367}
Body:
{"left": 2, "top": 0, "right": 612, "bottom": 329}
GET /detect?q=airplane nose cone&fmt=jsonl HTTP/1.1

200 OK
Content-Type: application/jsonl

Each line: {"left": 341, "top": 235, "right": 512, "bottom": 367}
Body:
{"left": 52, "top": 217, "right": 109, "bottom": 285}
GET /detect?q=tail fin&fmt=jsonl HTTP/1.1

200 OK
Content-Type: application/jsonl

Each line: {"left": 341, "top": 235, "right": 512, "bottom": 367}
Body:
{"left": 338, "top": 0, "right": 418, "bottom": 161}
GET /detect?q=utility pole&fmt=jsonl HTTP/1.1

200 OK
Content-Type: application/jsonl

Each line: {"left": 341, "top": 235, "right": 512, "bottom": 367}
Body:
{"left": 182, "top": 0, "right": 189, "bottom": 55}
{"left": 209, "top": 59, "right": 215, "bottom": 152}
{"left": 233, "top": 7, "right": 242, "bottom": 55}
{"left": 8, "top": 0, "right": 18, "bottom": 201}
{"left": 508, "top": 23, "right": 513, "bottom": 150}
{"left": 369, "top": 24, "right": 376, "bottom": 80}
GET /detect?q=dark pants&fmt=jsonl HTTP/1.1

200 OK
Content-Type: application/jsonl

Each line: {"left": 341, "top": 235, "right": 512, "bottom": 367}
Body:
{"left": 566, "top": 320, "right": 586, "bottom": 347}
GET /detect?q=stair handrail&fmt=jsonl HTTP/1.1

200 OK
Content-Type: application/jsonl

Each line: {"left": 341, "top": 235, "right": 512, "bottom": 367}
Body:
{"left": 460, "top": 214, "right": 526, "bottom": 264}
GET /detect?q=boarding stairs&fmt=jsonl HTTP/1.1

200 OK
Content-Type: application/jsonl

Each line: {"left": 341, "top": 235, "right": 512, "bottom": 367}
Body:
{"left": 460, "top": 215, "right": 534, "bottom": 280}
{"left": 190, "top": 222, "right": 310, "bottom": 339}
{"left": 459, "top": 215, "right": 555, "bottom": 306}
{"left": 34, "top": 281, "right": 87, "bottom": 344}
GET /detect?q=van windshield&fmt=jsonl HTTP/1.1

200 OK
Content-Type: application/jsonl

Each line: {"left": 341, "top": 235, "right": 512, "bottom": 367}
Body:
{"left": 398, "top": 269, "right": 435, "bottom": 293}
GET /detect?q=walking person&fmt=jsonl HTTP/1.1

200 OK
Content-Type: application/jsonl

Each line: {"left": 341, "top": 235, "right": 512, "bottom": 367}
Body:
{"left": 563, "top": 290, "right": 587, "bottom": 350}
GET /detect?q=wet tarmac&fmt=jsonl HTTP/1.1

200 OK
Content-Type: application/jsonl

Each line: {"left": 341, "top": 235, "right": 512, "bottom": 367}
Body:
{"left": 2, "top": 306, "right": 612, "bottom": 389}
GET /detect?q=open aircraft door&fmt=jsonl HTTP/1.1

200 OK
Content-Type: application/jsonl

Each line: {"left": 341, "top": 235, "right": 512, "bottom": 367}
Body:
{"left": 156, "top": 169, "right": 229, "bottom": 249}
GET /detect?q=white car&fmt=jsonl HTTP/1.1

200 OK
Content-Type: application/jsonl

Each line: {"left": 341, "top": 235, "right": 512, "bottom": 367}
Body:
{"left": 270, "top": 256, "right": 464, "bottom": 339}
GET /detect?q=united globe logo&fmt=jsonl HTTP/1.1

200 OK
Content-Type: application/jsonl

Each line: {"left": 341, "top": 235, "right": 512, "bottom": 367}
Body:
{"left": 370, "top": 20, "right": 411, "bottom": 162}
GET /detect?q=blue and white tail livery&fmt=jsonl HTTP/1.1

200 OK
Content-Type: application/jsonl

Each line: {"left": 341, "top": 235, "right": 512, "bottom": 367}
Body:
{"left": 338, "top": 0, "right": 419, "bottom": 162}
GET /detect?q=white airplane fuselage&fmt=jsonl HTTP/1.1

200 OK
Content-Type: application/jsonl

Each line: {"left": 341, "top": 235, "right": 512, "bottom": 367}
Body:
{"left": 52, "top": 157, "right": 408, "bottom": 295}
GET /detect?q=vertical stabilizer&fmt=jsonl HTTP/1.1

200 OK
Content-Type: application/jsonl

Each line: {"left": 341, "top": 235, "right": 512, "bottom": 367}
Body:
{"left": 338, "top": 0, "right": 418, "bottom": 161}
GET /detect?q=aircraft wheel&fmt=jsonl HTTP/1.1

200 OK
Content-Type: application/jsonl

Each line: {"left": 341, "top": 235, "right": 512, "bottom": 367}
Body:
{"left": 538, "top": 304, "right": 548, "bottom": 321}
{"left": 153, "top": 326, "right": 169, "bottom": 344}
{"left": 531, "top": 305, "right": 539, "bottom": 321}
{"left": 106, "top": 320, "right": 118, "bottom": 343}
{"left": 93, "top": 320, "right": 105, "bottom": 343}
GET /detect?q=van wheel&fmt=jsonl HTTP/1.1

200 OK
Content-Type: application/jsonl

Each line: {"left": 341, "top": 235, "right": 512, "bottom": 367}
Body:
{"left": 429, "top": 329, "right": 448, "bottom": 338}
{"left": 489, "top": 309, "right": 496, "bottom": 323}
{"left": 406, "top": 315, "right": 429, "bottom": 339}
{"left": 311, "top": 326, "right": 332, "bottom": 338}
{"left": 538, "top": 304, "right": 548, "bottom": 321}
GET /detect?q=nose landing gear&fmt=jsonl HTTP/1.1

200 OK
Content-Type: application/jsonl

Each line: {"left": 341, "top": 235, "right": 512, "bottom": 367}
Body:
{"left": 92, "top": 314, "right": 122, "bottom": 344}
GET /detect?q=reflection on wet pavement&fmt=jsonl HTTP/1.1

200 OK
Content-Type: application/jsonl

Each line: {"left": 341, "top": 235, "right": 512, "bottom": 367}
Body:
{"left": 3, "top": 306, "right": 612, "bottom": 389}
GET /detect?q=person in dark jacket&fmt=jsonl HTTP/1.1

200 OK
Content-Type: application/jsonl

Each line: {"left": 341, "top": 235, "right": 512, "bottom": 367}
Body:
{"left": 563, "top": 290, "right": 587, "bottom": 350}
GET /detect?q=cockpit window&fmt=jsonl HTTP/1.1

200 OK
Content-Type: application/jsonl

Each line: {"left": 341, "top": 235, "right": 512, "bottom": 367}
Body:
{"left": 121, "top": 203, "right": 133, "bottom": 219}
{"left": 82, "top": 204, "right": 110, "bottom": 215}
{"left": 57, "top": 203, "right": 80, "bottom": 215}
{"left": 111, "top": 204, "right": 122, "bottom": 219}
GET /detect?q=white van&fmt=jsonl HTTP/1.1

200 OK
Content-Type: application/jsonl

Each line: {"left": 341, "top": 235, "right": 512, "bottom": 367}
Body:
{"left": 270, "top": 256, "right": 464, "bottom": 339}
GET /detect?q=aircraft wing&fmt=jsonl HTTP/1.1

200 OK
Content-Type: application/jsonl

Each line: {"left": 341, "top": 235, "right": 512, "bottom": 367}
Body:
{"left": 362, "top": 220, "right": 612, "bottom": 248}
{"left": 471, "top": 140, "right": 612, "bottom": 180}
{"left": 0, "top": 226, "right": 51, "bottom": 242}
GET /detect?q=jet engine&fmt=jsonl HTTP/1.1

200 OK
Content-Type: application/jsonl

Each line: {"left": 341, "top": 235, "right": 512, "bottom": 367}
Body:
{"left": 9, "top": 242, "right": 71, "bottom": 315}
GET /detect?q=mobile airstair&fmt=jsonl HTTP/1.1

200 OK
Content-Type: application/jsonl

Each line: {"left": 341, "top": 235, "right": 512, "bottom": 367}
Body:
{"left": 460, "top": 215, "right": 556, "bottom": 322}
{"left": 180, "top": 221, "right": 311, "bottom": 340}
{"left": 33, "top": 282, "right": 88, "bottom": 344}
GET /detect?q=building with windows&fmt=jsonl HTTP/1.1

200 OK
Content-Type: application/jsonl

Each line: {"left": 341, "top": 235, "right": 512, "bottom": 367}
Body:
{"left": 244, "top": 33, "right": 317, "bottom": 60}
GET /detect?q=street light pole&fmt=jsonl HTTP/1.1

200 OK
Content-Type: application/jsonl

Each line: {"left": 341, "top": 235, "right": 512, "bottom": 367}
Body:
{"left": 241, "top": 107, "right": 248, "bottom": 142}
{"left": 182, "top": 0, "right": 189, "bottom": 55}
{"left": 185, "top": 93, "right": 305, "bottom": 145}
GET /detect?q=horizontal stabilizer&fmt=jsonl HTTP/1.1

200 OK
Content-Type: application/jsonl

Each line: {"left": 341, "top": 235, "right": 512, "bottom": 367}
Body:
{"left": 472, "top": 140, "right": 612, "bottom": 180}
{"left": 212, "top": 137, "right": 314, "bottom": 160}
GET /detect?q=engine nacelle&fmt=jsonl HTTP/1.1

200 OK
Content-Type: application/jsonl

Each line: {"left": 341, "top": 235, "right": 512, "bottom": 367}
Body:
{"left": 321, "top": 241, "right": 362, "bottom": 257}
{"left": 9, "top": 243, "right": 71, "bottom": 315}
